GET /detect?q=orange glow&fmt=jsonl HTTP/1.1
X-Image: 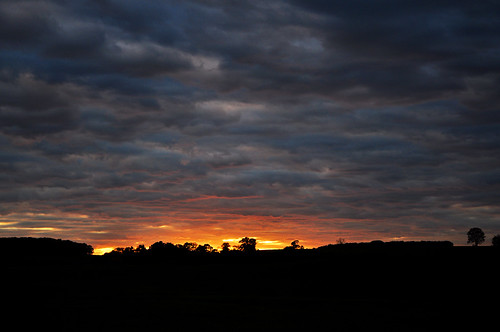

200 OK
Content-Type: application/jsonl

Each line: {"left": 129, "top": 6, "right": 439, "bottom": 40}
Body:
{"left": 93, "top": 247, "right": 115, "bottom": 255}
{"left": 2, "top": 210, "right": 418, "bottom": 254}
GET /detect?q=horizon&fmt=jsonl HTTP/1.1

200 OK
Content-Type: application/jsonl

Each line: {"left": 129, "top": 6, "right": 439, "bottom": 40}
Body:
{"left": 1, "top": 1, "right": 500, "bottom": 252}
{"left": 1, "top": 233, "right": 487, "bottom": 256}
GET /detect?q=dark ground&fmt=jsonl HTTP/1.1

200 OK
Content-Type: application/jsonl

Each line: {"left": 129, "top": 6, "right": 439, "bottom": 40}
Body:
{"left": 2, "top": 246, "right": 498, "bottom": 331}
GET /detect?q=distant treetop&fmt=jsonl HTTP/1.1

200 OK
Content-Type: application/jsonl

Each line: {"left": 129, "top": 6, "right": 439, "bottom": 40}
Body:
{"left": 284, "top": 240, "right": 304, "bottom": 250}
{"left": 238, "top": 237, "right": 257, "bottom": 253}
{"left": 467, "top": 228, "right": 486, "bottom": 246}
{"left": 491, "top": 234, "right": 500, "bottom": 247}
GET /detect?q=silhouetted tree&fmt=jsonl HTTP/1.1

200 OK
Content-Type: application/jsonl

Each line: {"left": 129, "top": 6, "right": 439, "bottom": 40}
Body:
{"left": 492, "top": 234, "right": 500, "bottom": 247}
{"left": 109, "top": 246, "right": 135, "bottom": 256}
{"left": 149, "top": 241, "right": 166, "bottom": 251}
{"left": 238, "top": 237, "right": 257, "bottom": 253}
{"left": 135, "top": 244, "right": 147, "bottom": 255}
{"left": 467, "top": 228, "right": 485, "bottom": 246}
{"left": 183, "top": 242, "right": 198, "bottom": 251}
{"left": 149, "top": 241, "right": 181, "bottom": 257}
{"left": 107, "top": 244, "right": 148, "bottom": 257}
{"left": 221, "top": 242, "right": 231, "bottom": 253}
{"left": 196, "top": 243, "right": 215, "bottom": 253}
{"left": 336, "top": 238, "right": 346, "bottom": 245}
{"left": 284, "top": 240, "right": 304, "bottom": 250}
{"left": 291, "top": 240, "right": 304, "bottom": 249}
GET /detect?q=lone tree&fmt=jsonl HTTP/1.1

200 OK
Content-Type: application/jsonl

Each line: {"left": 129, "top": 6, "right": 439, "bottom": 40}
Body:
{"left": 238, "top": 237, "right": 257, "bottom": 253}
{"left": 492, "top": 234, "right": 500, "bottom": 247}
{"left": 467, "top": 228, "right": 485, "bottom": 246}
{"left": 284, "top": 240, "right": 304, "bottom": 250}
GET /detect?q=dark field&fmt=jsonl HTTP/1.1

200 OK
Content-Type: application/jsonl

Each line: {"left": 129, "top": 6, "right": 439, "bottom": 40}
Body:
{"left": 3, "top": 246, "right": 498, "bottom": 331}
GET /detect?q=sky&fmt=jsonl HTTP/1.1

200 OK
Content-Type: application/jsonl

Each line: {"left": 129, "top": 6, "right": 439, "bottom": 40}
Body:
{"left": 1, "top": 0, "right": 500, "bottom": 252}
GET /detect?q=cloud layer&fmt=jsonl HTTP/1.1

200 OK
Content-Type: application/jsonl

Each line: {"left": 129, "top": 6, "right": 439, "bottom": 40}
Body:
{"left": 1, "top": 0, "right": 500, "bottom": 249}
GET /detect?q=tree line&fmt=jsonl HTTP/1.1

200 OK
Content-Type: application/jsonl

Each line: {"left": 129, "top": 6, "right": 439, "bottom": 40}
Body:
{"left": 106, "top": 236, "right": 264, "bottom": 258}
{"left": 106, "top": 228, "right": 500, "bottom": 258}
{"left": 1, "top": 228, "right": 498, "bottom": 260}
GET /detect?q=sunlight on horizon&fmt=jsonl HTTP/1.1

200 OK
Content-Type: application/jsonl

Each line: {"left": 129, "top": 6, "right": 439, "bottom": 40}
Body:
{"left": 93, "top": 236, "right": 292, "bottom": 254}
{"left": 93, "top": 247, "right": 115, "bottom": 255}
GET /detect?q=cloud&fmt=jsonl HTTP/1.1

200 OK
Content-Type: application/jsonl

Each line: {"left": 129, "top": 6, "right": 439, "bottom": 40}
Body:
{"left": 1, "top": 0, "right": 499, "bottom": 248}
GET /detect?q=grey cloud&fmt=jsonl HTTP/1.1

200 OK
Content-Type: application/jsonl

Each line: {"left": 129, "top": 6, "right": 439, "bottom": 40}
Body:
{"left": 0, "top": 74, "right": 81, "bottom": 136}
{"left": 43, "top": 25, "right": 107, "bottom": 59}
{"left": 0, "top": 0, "right": 57, "bottom": 46}
{"left": 0, "top": 73, "right": 71, "bottom": 111}
{"left": 0, "top": 106, "right": 78, "bottom": 137}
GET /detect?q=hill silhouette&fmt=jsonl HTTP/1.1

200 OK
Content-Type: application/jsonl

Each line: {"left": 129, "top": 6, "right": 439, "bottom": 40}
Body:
{"left": 0, "top": 237, "right": 93, "bottom": 259}
{"left": 2, "top": 237, "right": 498, "bottom": 331}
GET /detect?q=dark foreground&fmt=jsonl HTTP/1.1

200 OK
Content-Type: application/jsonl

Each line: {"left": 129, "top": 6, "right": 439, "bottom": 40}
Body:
{"left": 2, "top": 246, "right": 498, "bottom": 331}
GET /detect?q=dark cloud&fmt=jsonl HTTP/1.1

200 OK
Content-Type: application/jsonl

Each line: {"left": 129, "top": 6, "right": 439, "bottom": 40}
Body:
{"left": 1, "top": 0, "right": 499, "bottom": 248}
{"left": 0, "top": 1, "right": 57, "bottom": 46}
